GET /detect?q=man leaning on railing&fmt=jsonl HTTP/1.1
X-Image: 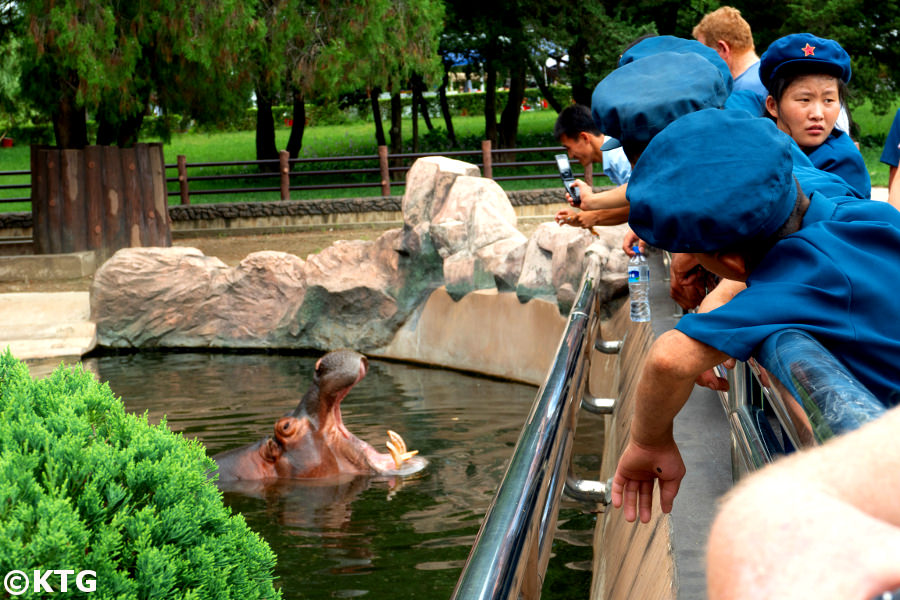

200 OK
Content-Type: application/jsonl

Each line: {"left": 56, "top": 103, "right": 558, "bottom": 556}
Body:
{"left": 610, "top": 108, "right": 900, "bottom": 524}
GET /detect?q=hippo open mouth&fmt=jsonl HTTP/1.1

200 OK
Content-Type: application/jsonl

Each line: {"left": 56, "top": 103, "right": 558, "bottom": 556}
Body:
{"left": 213, "top": 350, "right": 426, "bottom": 482}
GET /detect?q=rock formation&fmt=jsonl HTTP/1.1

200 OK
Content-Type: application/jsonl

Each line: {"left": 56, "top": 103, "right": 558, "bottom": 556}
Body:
{"left": 91, "top": 156, "right": 629, "bottom": 352}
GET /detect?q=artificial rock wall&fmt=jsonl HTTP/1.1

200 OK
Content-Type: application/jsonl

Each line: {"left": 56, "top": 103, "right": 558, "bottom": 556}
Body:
{"left": 90, "top": 156, "right": 630, "bottom": 384}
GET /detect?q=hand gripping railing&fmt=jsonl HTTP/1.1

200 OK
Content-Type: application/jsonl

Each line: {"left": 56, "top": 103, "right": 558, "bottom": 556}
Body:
{"left": 450, "top": 254, "right": 612, "bottom": 600}
{"left": 716, "top": 328, "right": 886, "bottom": 476}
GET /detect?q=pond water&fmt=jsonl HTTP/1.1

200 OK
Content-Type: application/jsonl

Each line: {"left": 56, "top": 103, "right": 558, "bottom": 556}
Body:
{"left": 87, "top": 351, "right": 604, "bottom": 600}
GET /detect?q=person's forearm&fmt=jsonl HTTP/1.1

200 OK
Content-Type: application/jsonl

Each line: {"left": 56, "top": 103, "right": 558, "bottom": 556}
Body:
{"left": 630, "top": 330, "right": 729, "bottom": 446}
{"left": 579, "top": 206, "right": 630, "bottom": 226}
{"left": 697, "top": 279, "right": 746, "bottom": 314}
{"left": 581, "top": 183, "right": 628, "bottom": 211}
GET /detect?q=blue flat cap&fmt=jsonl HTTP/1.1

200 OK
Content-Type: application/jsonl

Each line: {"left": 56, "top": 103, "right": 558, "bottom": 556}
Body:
{"left": 626, "top": 108, "right": 797, "bottom": 253}
{"left": 759, "top": 33, "right": 852, "bottom": 91}
{"left": 592, "top": 52, "right": 729, "bottom": 151}
{"left": 619, "top": 35, "right": 734, "bottom": 96}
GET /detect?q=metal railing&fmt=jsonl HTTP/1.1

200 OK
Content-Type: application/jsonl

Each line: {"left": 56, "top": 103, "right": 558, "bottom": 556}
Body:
{"left": 717, "top": 328, "right": 886, "bottom": 477}
{"left": 450, "top": 254, "right": 614, "bottom": 600}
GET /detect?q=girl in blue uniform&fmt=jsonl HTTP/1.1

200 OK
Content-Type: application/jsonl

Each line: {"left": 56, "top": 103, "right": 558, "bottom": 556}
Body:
{"left": 759, "top": 33, "right": 871, "bottom": 198}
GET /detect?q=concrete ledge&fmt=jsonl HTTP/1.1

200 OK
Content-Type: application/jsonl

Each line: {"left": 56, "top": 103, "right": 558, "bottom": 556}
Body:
{"left": 0, "top": 251, "right": 96, "bottom": 281}
{"left": 372, "top": 287, "right": 568, "bottom": 386}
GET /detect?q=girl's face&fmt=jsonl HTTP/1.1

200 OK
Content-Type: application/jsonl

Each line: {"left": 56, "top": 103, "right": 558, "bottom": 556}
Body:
{"left": 765, "top": 74, "right": 841, "bottom": 150}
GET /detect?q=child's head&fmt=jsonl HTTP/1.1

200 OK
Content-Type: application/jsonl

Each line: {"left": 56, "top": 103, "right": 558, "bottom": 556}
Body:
{"left": 591, "top": 50, "right": 730, "bottom": 164}
{"left": 760, "top": 33, "right": 851, "bottom": 149}
{"left": 626, "top": 108, "right": 800, "bottom": 271}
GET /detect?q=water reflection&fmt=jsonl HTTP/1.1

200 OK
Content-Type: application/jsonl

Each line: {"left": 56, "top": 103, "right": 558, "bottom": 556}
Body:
{"left": 77, "top": 351, "right": 600, "bottom": 599}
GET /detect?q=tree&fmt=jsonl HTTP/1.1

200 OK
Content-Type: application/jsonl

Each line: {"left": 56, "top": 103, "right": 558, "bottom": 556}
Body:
{"left": 777, "top": 0, "right": 900, "bottom": 114}
{"left": 15, "top": 0, "right": 259, "bottom": 149}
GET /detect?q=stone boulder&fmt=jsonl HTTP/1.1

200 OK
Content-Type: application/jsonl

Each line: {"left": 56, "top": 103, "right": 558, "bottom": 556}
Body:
{"left": 516, "top": 222, "right": 630, "bottom": 313}
{"left": 91, "top": 247, "right": 307, "bottom": 348}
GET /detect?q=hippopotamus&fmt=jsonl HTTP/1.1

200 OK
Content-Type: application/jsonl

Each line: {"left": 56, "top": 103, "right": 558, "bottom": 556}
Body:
{"left": 213, "top": 349, "right": 426, "bottom": 482}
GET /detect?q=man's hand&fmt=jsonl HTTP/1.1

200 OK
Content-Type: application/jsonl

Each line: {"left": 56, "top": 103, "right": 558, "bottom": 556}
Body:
{"left": 622, "top": 229, "right": 647, "bottom": 256}
{"left": 612, "top": 438, "right": 687, "bottom": 523}
{"left": 695, "top": 358, "right": 736, "bottom": 391}
{"left": 565, "top": 179, "right": 593, "bottom": 206}
{"left": 669, "top": 253, "right": 714, "bottom": 311}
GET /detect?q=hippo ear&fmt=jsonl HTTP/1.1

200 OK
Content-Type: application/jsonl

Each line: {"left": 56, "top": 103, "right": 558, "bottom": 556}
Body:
{"left": 259, "top": 438, "right": 282, "bottom": 463}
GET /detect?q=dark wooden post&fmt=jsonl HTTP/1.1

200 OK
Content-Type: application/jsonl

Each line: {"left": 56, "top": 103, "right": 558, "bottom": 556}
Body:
{"left": 378, "top": 145, "right": 390, "bottom": 196}
{"left": 102, "top": 145, "right": 127, "bottom": 254}
{"left": 149, "top": 143, "right": 171, "bottom": 246}
{"left": 279, "top": 150, "right": 290, "bottom": 201}
{"left": 84, "top": 146, "right": 104, "bottom": 251}
{"left": 481, "top": 140, "right": 492, "bottom": 179}
{"left": 177, "top": 154, "right": 190, "bottom": 205}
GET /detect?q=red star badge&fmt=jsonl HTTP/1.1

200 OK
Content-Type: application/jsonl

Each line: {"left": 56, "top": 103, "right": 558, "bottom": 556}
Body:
{"left": 802, "top": 43, "right": 816, "bottom": 56}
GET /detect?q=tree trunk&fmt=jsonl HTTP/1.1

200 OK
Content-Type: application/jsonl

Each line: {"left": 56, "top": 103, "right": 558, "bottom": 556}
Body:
{"left": 370, "top": 86, "right": 386, "bottom": 147}
{"left": 117, "top": 111, "right": 146, "bottom": 148}
{"left": 419, "top": 94, "right": 434, "bottom": 132}
{"left": 389, "top": 93, "right": 403, "bottom": 180}
{"left": 52, "top": 94, "right": 88, "bottom": 149}
{"left": 255, "top": 87, "right": 279, "bottom": 168}
{"left": 484, "top": 64, "right": 498, "bottom": 147}
{"left": 568, "top": 38, "right": 592, "bottom": 107}
{"left": 499, "top": 60, "right": 526, "bottom": 150}
{"left": 286, "top": 90, "right": 307, "bottom": 159}
{"left": 411, "top": 84, "right": 420, "bottom": 153}
{"left": 411, "top": 73, "right": 434, "bottom": 133}
{"left": 528, "top": 58, "right": 562, "bottom": 112}
{"left": 96, "top": 110, "right": 118, "bottom": 147}
{"left": 438, "top": 71, "right": 458, "bottom": 147}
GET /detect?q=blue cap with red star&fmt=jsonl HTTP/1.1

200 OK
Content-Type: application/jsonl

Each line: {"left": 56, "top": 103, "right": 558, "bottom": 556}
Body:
{"left": 759, "top": 33, "right": 852, "bottom": 92}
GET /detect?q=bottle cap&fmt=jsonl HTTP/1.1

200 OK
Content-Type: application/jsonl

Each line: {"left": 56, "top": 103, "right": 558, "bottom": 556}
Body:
{"left": 632, "top": 245, "right": 640, "bottom": 254}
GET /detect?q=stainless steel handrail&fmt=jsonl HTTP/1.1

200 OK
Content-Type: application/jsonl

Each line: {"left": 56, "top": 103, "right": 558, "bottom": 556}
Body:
{"left": 716, "top": 327, "right": 886, "bottom": 477}
{"left": 450, "top": 254, "right": 605, "bottom": 600}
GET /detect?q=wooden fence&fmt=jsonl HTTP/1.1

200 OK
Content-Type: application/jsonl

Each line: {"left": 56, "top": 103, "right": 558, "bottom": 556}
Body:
{"left": 0, "top": 141, "right": 596, "bottom": 209}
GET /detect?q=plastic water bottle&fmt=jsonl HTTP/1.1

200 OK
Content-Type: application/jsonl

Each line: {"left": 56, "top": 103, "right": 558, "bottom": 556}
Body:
{"left": 628, "top": 246, "right": 651, "bottom": 322}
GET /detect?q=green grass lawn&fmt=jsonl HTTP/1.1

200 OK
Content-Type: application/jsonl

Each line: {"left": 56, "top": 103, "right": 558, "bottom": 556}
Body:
{"left": 2, "top": 102, "right": 897, "bottom": 211}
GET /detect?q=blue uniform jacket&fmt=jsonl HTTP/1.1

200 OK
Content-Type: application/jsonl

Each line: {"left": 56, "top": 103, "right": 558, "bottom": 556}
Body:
{"left": 805, "top": 129, "right": 871, "bottom": 199}
{"left": 880, "top": 107, "right": 900, "bottom": 168}
{"left": 676, "top": 193, "right": 900, "bottom": 405}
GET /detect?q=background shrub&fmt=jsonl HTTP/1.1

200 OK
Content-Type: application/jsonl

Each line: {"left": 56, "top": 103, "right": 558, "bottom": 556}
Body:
{"left": 0, "top": 351, "right": 280, "bottom": 599}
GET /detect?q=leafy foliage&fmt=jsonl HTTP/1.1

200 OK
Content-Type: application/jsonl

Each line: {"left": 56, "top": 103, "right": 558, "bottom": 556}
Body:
{"left": 0, "top": 351, "right": 280, "bottom": 599}
{"left": 15, "top": 0, "right": 260, "bottom": 147}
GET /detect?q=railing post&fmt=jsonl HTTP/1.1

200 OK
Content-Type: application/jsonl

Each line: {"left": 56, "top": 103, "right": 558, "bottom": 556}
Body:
{"left": 378, "top": 145, "right": 390, "bottom": 196}
{"left": 177, "top": 155, "right": 190, "bottom": 206}
{"left": 481, "top": 140, "right": 493, "bottom": 179}
{"left": 584, "top": 162, "right": 593, "bottom": 188}
{"left": 279, "top": 150, "right": 290, "bottom": 201}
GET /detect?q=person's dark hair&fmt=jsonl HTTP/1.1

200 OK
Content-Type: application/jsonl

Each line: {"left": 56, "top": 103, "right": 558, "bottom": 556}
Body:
{"left": 621, "top": 33, "right": 659, "bottom": 57}
{"left": 722, "top": 180, "right": 809, "bottom": 270}
{"left": 553, "top": 104, "right": 599, "bottom": 140}
{"left": 622, "top": 140, "right": 650, "bottom": 166}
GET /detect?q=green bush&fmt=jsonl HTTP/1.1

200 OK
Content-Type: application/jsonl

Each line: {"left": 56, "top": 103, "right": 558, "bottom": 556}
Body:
{"left": 0, "top": 351, "right": 280, "bottom": 599}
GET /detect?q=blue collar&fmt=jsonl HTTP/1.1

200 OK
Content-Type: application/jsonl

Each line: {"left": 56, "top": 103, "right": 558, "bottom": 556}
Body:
{"left": 802, "top": 191, "right": 838, "bottom": 226}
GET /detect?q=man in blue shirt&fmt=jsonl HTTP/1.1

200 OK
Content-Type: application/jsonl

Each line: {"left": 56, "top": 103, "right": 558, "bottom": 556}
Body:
{"left": 611, "top": 108, "right": 900, "bottom": 524}
{"left": 692, "top": 6, "right": 767, "bottom": 97}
